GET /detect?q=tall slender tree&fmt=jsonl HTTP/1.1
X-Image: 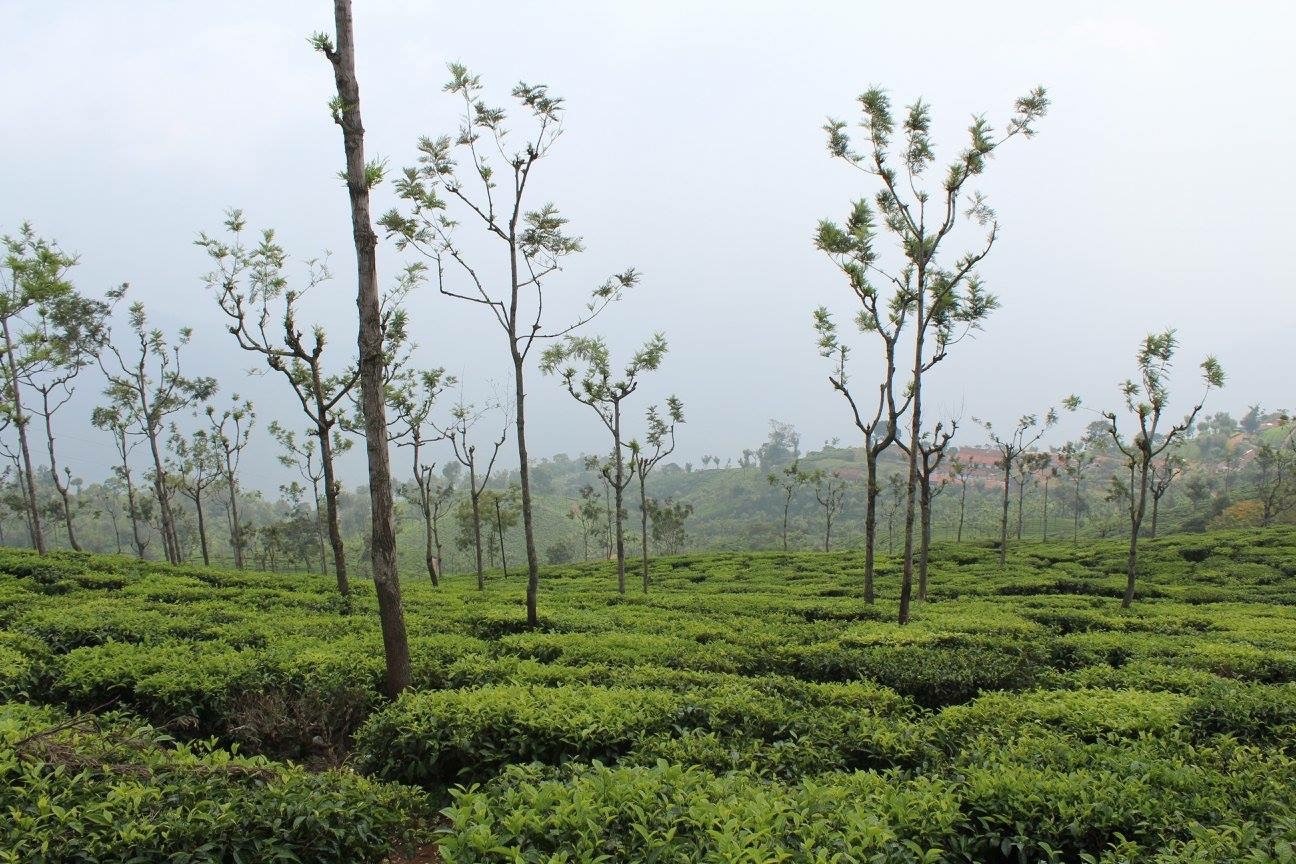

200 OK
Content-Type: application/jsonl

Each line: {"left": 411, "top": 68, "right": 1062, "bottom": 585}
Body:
{"left": 91, "top": 405, "right": 148, "bottom": 559}
{"left": 382, "top": 65, "right": 632, "bottom": 625}
{"left": 1058, "top": 437, "right": 1098, "bottom": 544}
{"left": 198, "top": 211, "right": 358, "bottom": 593}
{"left": 541, "top": 333, "right": 668, "bottom": 593}
{"left": 390, "top": 369, "right": 454, "bottom": 585}
{"left": 206, "top": 398, "right": 254, "bottom": 569}
{"left": 168, "top": 426, "right": 221, "bottom": 566}
{"left": 768, "top": 460, "right": 808, "bottom": 553}
{"left": 1, "top": 224, "right": 95, "bottom": 553}
{"left": 629, "top": 398, "right": 683, "bottom": 592}
{"left": 313, "top": 1, "right": 412, "bottom": 694}
{"left": 911, "top": 420, "right": 956, "bottom": 601}
{"left": 101, "top": 298, "right": 217, "bottom": 565}
{"left": 268, "top": 422, "right": 330, "bottom": 575}
{"left": 948, "top": 456, "right": 974, "bottom": 543}
{"left": 1092, "top": 330, "right": 1223, "bottom": 607}
{"left": 824, "top": 86, "right": 1048, "bottom": 624}
{"left": 811, "top": 469, "right": 849, "bottom": 553}
{"left": 977, "top": 409, "right": 1057, "bottom": 566}
{"left": 442, "top": 397, "right": 507, "bottom": 590}
{"left": 812, "top": 304, "right": 907, "bottom": 602}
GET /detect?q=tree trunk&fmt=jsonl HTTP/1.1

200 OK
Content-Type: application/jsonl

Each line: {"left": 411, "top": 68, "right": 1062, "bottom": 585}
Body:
{"left": 495, "top": 496, "right": 508, "bottom": 579}
{"left": 782, "top": 494, "right": 791, "bottom": 552}
{"left": 227, "top": 476, "right": 244, "bottom": 569}
{"left": 863, "top": 454, "right": 878, "bottom": 603}
{"left": 612, "top": 404, "right": 626, "bottom": 594}
{"left": 956, "top": 480, "right": 967, "bottom": 543}
{"left": 316, "top": 411, "right": 349, "bottom": 596}
{"left": 511, "top": 352, "right": 542, "bottom": 625}
{"left": 1015, "top": 479, "right": 1025, "bottom": 541}
{"left": 430, "top": 484, "right": 445, "bottom": 585}
{"left": 3, "top": 317, "right": 45, "bottom": 554}
{"left": 326, "top": 0, "right": 410, "bottom": 696}
{"left": 1124, "top": 453, "right": 1151, "bottom": 609}
{"left": 194, "top": 492, "right": 209, "bottom": 566}
{"left": 639, "top": 470, "right": 650, "bottom": 592}
{"left": 918, "top": 477, "right": 932, "bottom": 602}
{"left": 1074, "top": 482, "right": 1081, "bottom": 545}
{"left": 898, "top": 293, "right": 925, "bottom": 626}
{"left": 311, "top": 478, "right": 328, "bottom": 576}
{"left": 1042, "top": 479, "right": 1050, "bottom": 542}
{"left": 999, "top": 460, "right": 1011, "bottom": 567}
{"left": 1150, "top": 493, "right": 1160, "bottom": 539}
{"left": 470, "top": 464, "right": 484, "bottom": 589}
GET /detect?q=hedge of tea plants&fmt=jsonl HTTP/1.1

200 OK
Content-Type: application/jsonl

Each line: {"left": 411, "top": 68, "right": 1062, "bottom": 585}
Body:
{"left": 2, "top": 527, "right": 1296, "bottom": 861}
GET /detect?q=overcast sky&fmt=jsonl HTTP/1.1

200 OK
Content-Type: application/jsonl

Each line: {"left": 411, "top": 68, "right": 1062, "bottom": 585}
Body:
{"left": 3, "top": 1, "right": 1293, "bottom": 489}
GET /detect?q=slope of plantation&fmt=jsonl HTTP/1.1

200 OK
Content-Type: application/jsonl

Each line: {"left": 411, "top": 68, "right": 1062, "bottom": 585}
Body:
{"left": 2, "top": 528, "right": 1296, "bottom": 862}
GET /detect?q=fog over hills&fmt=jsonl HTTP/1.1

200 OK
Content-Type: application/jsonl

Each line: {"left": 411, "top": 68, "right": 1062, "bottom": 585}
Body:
{"left": 2, "top": 1, "right": 1292, "bottom": 490}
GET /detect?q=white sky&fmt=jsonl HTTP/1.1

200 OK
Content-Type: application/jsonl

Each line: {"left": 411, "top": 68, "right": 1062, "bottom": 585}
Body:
{"left": 3, "top": 1, "right": 1293, "bottom": 487}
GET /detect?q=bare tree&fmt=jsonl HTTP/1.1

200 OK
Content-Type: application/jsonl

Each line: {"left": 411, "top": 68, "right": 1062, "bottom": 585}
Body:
{"left": 948, "top": 456, "right": 975, "bottom": 543}
{"left": 541, "top": 333, "right": 668, "bottom": 593}
{"left": 629, "top": 398, "right": 683, "bottom": 592}
{"left": 269, "top": 422, "right": 331, "bottom": 575}
{"left": 910, "top": 420, "right": 956, "bottom": 601}
{"left": 382, "top": 65, "right": 632, "bottom": 625}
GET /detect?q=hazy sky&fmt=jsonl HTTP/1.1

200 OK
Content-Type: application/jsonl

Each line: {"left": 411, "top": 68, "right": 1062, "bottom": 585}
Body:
{"left": 3, "top": 1, "right": 1293, "bottom": 488}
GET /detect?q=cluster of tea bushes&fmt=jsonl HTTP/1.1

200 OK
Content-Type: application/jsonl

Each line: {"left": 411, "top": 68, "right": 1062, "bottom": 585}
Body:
{"left": 0, "top": 702, "right": 428, "bottom": 863}
{"left": 2, "top": 528, "right": 1296, "bottom": 861}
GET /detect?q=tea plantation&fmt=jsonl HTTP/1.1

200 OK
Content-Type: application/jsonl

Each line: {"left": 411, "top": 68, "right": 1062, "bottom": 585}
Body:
{"left": 3, "top": 528, "right": 1296, "bottom": 862}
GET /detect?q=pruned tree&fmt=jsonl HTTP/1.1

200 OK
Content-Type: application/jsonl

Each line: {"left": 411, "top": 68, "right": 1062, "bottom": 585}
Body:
{"left": 390, "top": 367, "right": 454, "bottom": 585}
{"left": 976, "top": 408, "right": 1057, "bottom": 566}
{"left": 583, "top": 454, "right": 614, "bottom": 559}
{"left": 485, "top": 485, "right": 520, "bottom": 576}
{"left": 382, "top": 64, "right": 633, "bottom": 626}
{"left": 441, "top": 397, "right": 507, "bottom": 590}
{"left": 313, "top": 0, "right": 412, "bottom": 696}
{"left": 1014, "top": 451, "right": 1051, "bottom": 541}
{"left": 206, "top": 397, "right": 254, "bottom": 569}
{"left": 812, "top": 301, "right": 907, "bottom": 602}
{"left": 628, "top": 397, "right": 684, "bottom": 592}
{"left": 101, "top": 297, "right": 217, "bottom": 565}
{"left": 811, "top": 469, "right": 849, "bottom": 553}
{"left": 824, "top": 85, "right": 1048, "bottom": 624}
{"left": 167, "top": 425, "right": 221, "bottom": 566}
{"left": 768, "top": 459, "right": 808, "bottom": 552}
{"left": 198, "top": 210, "right": 358, "bottom": 594}
{"left": 541, "top": 333, "right": 668, "bottom": 594}
{"left": 1093, "top": 329, "right": 1224, "bottom": 607}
